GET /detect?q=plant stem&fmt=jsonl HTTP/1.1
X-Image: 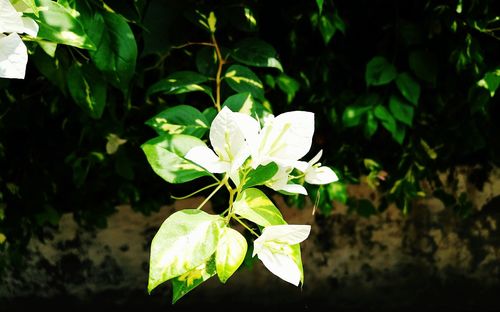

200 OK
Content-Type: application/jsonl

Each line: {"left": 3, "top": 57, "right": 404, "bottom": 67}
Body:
{"left": 211, "top": 34, "right": 225, "bottom": 112}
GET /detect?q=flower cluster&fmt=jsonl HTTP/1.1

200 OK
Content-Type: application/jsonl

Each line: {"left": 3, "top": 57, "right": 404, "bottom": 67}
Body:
{"left": 185, "top": 107, "right": 338, "bottom": 286}
{"left": 0, "top": 0, "right": 38, "bottom": 79}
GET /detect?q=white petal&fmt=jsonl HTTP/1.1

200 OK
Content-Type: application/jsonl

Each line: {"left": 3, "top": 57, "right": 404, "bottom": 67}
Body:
{"left": 21, "top": 17, "right": 38, "bottom": 37}
{"left": 255, "top": 111, "right": 314, "bottom": 167}
{"left": 0, "top": 33, "right": 28, "bottom": 79}
{"left": 0, "top": 0, "right": 24, "bottom": 34}
{"left": 261, "top": 224, "right": 311, "bottom": 245}
{"left": 308, "top": 150, "right": 323, "bottom": 166}
{"left": 233, "top": 111, "right": 260, "bottom": 147}
{"left": 305, "top": 166, "right": 338, "bottom": 185}
{"left": 210, "top": 107, "right": 249, "bottom": 165}
{"left": 185, "top": 145, "right": 229, "bottom": 173}
{"left": 293, "top": 160, "right": 309, "bottom": 173}
{"left": 257, "top": 247, "right": 302, "bottom": 286}
{"left": 280, "top": 183, "right": 308, "bottom": 195}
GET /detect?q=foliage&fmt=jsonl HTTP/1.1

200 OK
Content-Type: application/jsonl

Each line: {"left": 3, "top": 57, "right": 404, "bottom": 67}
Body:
{"left": 1, "top": 0, "right": 500, "bottom": 299}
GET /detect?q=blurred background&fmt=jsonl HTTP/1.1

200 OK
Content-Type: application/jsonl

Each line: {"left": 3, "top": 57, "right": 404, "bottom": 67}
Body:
{"left": 1, "top": 0, "right": 500, "bottom": 310}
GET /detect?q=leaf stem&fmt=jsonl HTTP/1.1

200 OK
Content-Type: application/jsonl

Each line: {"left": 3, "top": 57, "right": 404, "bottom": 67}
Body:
{"left": 171, "top": 182, "right": 220, "bottom": 200}
{"left": 233, "top": 216, "right": 259, "bottom": 237}
{"left": 196, "top": 176, "right": 227, "bottom": 210}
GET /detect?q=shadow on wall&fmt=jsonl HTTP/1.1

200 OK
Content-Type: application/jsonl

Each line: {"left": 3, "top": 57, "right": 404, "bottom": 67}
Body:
{"left": 1, "top": 167, "right": 500, "bottom": 311}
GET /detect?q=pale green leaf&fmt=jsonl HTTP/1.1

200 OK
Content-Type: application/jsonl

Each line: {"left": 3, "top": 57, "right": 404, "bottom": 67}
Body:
{"left": 148, "top": 209, "right": 223, "bottom": 293}
{"left": 233, "top": 188, "right": 286, "bottom": 227}
{"left": 216, "top": 227, "right": 247, "bottom": 283}
{"left": 141, "top": 134, "right": 211, "bottom": 184}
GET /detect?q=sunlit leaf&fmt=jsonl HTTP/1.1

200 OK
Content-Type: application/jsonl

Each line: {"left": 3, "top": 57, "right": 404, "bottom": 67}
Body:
{"left": 141, "top": 134, "right": 211, "bottom": 184}
{"left": 145, "top": 105, "right": 209, "bottom": 138}
{"left": 148, "top": 209, "right": 223, "bottom": 293}
{"left": 231, "top": 38, "right": 283, "bottom": 71}
{"left": 172, "top": 254, "right": 217, "bottom": 303}
{"left": 216, "top": 227, "right": 247, "bottom": 283}
{"left": 224, "top": 65, "right": 264, "bottom": 99}
{"left": 233, "top": 188, "right": 286, "bottom": 227}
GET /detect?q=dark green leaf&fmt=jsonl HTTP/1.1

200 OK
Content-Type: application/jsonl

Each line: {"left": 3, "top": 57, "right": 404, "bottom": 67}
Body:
{"left": 87, "top": 12, "right": 138, "bottom": 92}
{"left": 67, "top": 63, "right": 107, "bottom": 119}
{"left": 224, "top": 65, "right": 264, "bottom": 99}
{"left": 231, "top": 38, "right": 283, "bottom": 71}
{"left": 319, "top": 13, "right": 336, "bottom": 45}
{"left": 373, "top": 105, "right": 396, "bottom": 135}
{"left": 389, "top": 95, "right": 414, "bottom": 126}
{"left": 196, "top": 47, "right": 218, "bottom": 77}
{"left": 364, "top": 110, "right": 378, "bottom": 138}
{"left": 316, "top": 0, "right": 324, "bottom": 14}
{"left": 395, "top": 72, "right": 420, "bottom": 105}
{"left": 277, "top": 74, "right": 300, "bottom": 103}
{"left": 342, "top": 105, "right": 371, "bottom": 127}
{"left": 202, "top": 107, "right": 218, "bottom": 126}
{"left": 30, "top": 0, "right": 95, "bottom": 50}
{"left": 141, "top": 134, "right": 211, "bottom": 184}
{"left": 147, "top": 71, "right": 212, "bottom": 98}
{"left": 478, "top": 70, "right": 500, "bottom": 97}
{"left": 392, "top": 122, "right": 406, "bottom": 144}
{"left": 145, "top": 105, "right": 209, "bottom": 138}
{"left": 365, "top": 56, "right": 397, "bottom": 86}
{"left": 242, "top": 162, "right": 279, "bottom": 189}
{"left": 409, "top": 50, "right": 437, "bottom": 85}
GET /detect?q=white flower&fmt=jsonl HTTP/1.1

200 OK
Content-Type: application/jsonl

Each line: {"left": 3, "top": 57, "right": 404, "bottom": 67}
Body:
{"left": 185, "top": 107, "right": 257, "bottom": 179}
{"left": 253, "top": 224, "right": 311, "bottom": 286}
{"left": 295, "top": 150, "right": 338, "bottom": 185}
{"left": 0, "top": 0, "right": 38, "bottom": 79}
{"left": 265, "top": 165, "right": 307, "bottom": 195}
{"left": 241, "top": 111, "right": 315, "bottom": 169}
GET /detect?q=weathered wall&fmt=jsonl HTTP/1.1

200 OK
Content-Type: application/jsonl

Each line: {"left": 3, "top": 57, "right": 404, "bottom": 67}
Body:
{"left": 1, "top": 167, "right": 500, "bottom": 311}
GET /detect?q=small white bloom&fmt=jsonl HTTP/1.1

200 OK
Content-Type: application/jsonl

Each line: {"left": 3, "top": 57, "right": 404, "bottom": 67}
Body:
{"left": 185, "top": 107, "right": 256, "bottom": 180}
{"left": 265, "top": 165, "right": 307, "bottom": 195}
{"left": 295, "top": 150, "right": 338, "bottom": 185}
{"left": 0, "top": 0, "right": 38, "bottom": 79}
{"left": 253, "top": 224, "right": 311, "bottom": 286}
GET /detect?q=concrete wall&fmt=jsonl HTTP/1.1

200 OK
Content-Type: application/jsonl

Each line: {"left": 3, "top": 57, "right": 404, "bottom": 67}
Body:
{"left": 1, "top": 167, "right": 500, "bottom": 310}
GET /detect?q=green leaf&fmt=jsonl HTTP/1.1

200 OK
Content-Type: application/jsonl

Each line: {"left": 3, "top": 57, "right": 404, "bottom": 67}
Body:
{"left": 145, "top": 105, "right": 209, "bottom": 138}
{"left": 202, "top": 107, "right": 218, "bottom": 126}
{"left": 395, "top": 72, "right": 420, "bottom": 105}
{"left": 231, "top": 38, "right": 283, "bottom": 72}
{"left": 392, "top": 122, "right": 406, "bottom": 144}
{"left": 147, "top": 71, "right": 212, "bottom": 98}
{"left": 67, "top": 63, "right": 107, "bottom": 119}
{"left": 141, "top": 134, "right": 211, "bottom": 184}
{"left": 364, "top": 110, "right": 378, "bottom": 138}
{"left": 409, "top": 50, "right": 437, "bottom": 85}
{"left": 87, "top": 12, "right": 138, "bottom": 92}
{"left": 242, "top": 162, "right": 279, "bottom": 189}
{"left": 233, "top": 188, "right": 286, "bottom": 227}
{"left": 148, "top": 209, "right": 223, "bottom": 293}
{"left": 222, "top": 92, "right": 269, "bottom": 120}
{"left": 373, "top": 105, "right": 396, "bottom": 135}
{"left": 342, "top": 105, "right": 371, "bottom": 127}
{"left": 225, "top": 65, "right": 264, "bottom": 99}
{"left": 196, "top": 47, "right": 218, "bottom": 77}
{"left": 29, "top": 0, "right": 95, "bottom": 49}
{"left": 216, "top": 227, "right": 247, "bottom": 283}
{"left": 389, "top": 95, "right": 414, "bottom": 126}
{"left": 365, "top": 56, "right": 397, "bottom": 86}
{"left": 315, "top": 0, "right": 324, "bottom": 14}
{"left": 319, "top": 13, "right": 336, "bottom": 45}
{"left": 172, "top": 254, "right": 217, "bottom": 304}
{"left": 477, "top": 69, "right": 500, "bottom": 97}
{"left": 13, "top": 0, "right": 39, "bottom": 16}
{"left": 290, "top": 244, "right": 304, "bottom": 285}
{"left": 277, "top": 74, "right": 300, "bottom": 103}
{"left": 326, "top": 182, "right": 348, "bottom": 204}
